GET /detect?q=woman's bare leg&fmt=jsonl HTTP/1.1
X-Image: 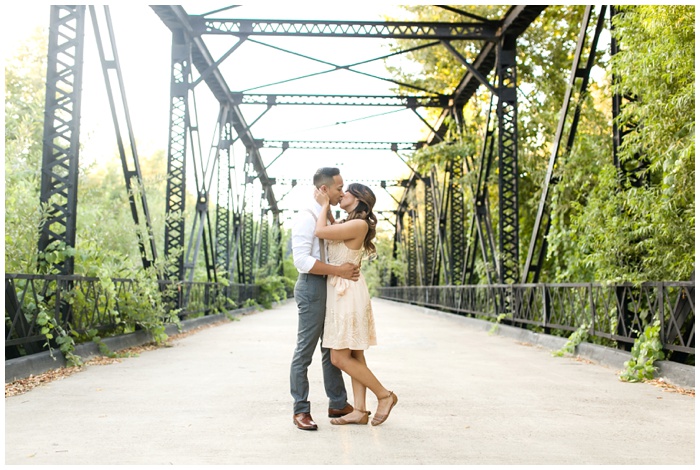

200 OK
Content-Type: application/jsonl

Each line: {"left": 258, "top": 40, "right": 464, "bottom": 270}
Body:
{"left": 350, "top": 350, "right": 368, "bottom": 412}
{"left": 331, "top": 349, "right": 395, "bottom": 419}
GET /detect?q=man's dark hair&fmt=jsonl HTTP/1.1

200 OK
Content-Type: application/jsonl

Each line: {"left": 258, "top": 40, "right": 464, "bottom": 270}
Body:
{"left": 313, "top": 167, "right": 340, "bottom": 188}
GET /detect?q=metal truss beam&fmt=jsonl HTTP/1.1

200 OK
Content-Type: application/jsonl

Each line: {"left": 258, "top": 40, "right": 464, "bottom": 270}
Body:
{"left": 274, "top": 178, "right": 403, "bottom": 187}
{"left": 496, "top": 33, "right": 519, "bottom": 284}
{"left": 273, "top": 211, "right": 284, "bottom": 276}
{"left": 388, "top": 5, "right": 546, "bottom": 282}
{"left": 229, "top": 211, "right": 244, "bottom": 285}
{"left": 428, "top": 166, "right": 451, "bottom": 286}
{"left": 258, "top": 140, "right": 422, "bottom": 151}
{"left": 522, "top": 6, "right": 607, "bottom": 284}
{"left": 152, "top": 6, "right": 279, "bottom": 216}
{"left": 423, "top": 177, "right": 437, "bottom": 286}
{"left": 448, "top": 155, "right": 466, "bottom": 286}
{"left": 389, "top": 212, "right": 402, "bottom": 286}
{"left": 406, "top": 210, "right": 419, "bottom": 286}
{"left": 241, "top": 172, "right": 255, "bottom": 284}
{"left": 38, "top": 6, "right": 86, "bottom": 276}
{"left": 194, "top": 18, "right": 498, "bottom": 40}
{"left": 215, "top": 107, "right": 233, "bottom": 276}
{"left": 232, "top": 93, "right": 451, "bottom": 108}
{"left": 183, "top": 191, "right": 218, "bottom": 286}
{"left": 465, "top": 97, "right": 499, "bottom": 285}
{"left": 162, "top": 27, "right": 190, "bottom": 281}
{"left": 89, "top": 5, "right": 158, "bottom": 272}
{"left": 257, "top": 208, "right": 270, "bottom": 269}
{"left": 425, "top": 6, "right": 546, "bottom": 144}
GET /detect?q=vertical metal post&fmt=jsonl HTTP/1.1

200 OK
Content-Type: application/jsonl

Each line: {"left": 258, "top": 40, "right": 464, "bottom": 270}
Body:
{"left": 406, "top": 210, "right": 418, "bottom": 286}
{"left": 274, "top": 211, "right": 284, "bottom": 276}
{"left": 465, "top": 97, "right": 500, "bottom": 285}
{"left": 496, "top": 33, "right": 520, "bottom": 285}
{"left": 163, "top": 28, "right": 190, "bottom": 282}
{"left": 241, "top": 151, "right": 255, "bottom": 284}
{"left": 542, "top": 284, "right": 551, "bottom": 334}
{"left": 390, "top": 211, "right": 402, "bottom": 287}
{"left": 89, "top": 5, "right": 159, "bottom": 272}
{"left": 522, "top": 6, "right": 606, "bottom": 284}
{"left": 259, "top": 207, "right": 270, "bottom": 270}
{"left": 38, "top": 6, "right": 86, "bottom": 276}
{"left": 448, "top": 154, "right": 465, "bottom": 285}
{"left": 215, "top": 107, "right": 232, "bottom": 277}
{"left": 423, "top": 177, "right": 436, "bottom": 285}
{"left": 229, "top": 211, "right": 244, "bottom": 285}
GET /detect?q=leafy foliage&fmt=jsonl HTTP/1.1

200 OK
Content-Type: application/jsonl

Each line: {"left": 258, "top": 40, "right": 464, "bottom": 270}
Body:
{"left": 382, "top": 5, "right": 694, "bottom": 284}
{"left": 5, "top": 27, "right": 49, "bottom": 273}
{"left": 570, "top": 6, "right": 695, "bottom": 283}
{"left": 619, "top": 320, "right": 665, "bottom": 382}
{"left": 553, "top": 323, "right": 591, "bottom": 357}
{"left": 5, "top": 29, "right": 298, "bottom": 365}
{"left": 361, "top": 229, "right": 404, "bottom": 295}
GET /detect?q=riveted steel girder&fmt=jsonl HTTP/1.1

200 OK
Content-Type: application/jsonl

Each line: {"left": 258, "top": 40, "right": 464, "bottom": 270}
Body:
{"left": 257, "top": 209, "right": 270, "bottom": 269}
{"left": 241, "top": 179, "right": 255, "bottom": 285}
{"left": 448, "top": 155, "right": 466, "bottom": 286}
{"left": 231, "top": 93, "right": 452, "bottom": 108}
{"left": 163, "top": 28, "right": 190, "bottom": 281}
{"left": 258, "top": 140, "right": 423, "bottom": 151}
{"left": 522, "top": 6, "right": 607, "bottom": 284}
{"left": 194, "top": 18, "right": 498, "bottom": 40}
{"left": 38, "top": 6, "right": 86, "bottom": 276}
{"left": 423, "top": 177, "right": 437, "bottom": 286}
{"left": 496, "top": 34, "right": 519, "bottom": 285}
{"left": 465, "top": 97, "right": 499, "bottom": 285}
{"left": 152, "top": 6, "right": 279, "bottom": 216}
{"left": 215, "top": 107, "right": 234, "bottom": 276}
{"left": 89, "top": 5, "right": 159, "bottom": 272}
{"left": 425, "top": 6, "right": 546, "bottom": 144}
{"left": 406, "top": 210, "right": 418, "bottom": 286}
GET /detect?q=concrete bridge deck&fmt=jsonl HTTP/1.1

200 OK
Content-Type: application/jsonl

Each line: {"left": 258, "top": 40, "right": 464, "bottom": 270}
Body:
{"left": 4, "top": 298, "right": 695, "bottom": 465}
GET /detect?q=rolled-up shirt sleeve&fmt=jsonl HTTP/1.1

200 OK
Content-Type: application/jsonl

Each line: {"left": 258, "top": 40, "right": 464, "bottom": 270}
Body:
{"left": 291, "top": 211, "right": 317, "bottom": 273}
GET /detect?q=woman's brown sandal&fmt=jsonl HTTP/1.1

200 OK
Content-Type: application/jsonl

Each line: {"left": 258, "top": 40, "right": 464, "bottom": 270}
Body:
{"left": 371, "top": 392, "right": 398, "bottom": 426}
{"left": 330, "top": 410, "right": 370, "bottom": 425}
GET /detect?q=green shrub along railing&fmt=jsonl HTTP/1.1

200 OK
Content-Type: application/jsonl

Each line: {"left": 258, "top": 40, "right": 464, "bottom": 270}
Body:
{"left": 5, "top": 273, "right": 260, "bottom": 362}
{"left": 378, "top": 282, "right": 694, "bottom": 365}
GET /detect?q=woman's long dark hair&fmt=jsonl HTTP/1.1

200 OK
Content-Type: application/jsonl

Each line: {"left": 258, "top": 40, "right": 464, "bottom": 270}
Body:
{"left": 342, "top": 183, "right": 377, "bottom": 256}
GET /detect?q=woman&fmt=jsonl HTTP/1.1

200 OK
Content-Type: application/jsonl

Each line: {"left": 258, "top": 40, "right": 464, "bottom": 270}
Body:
{"left": 314, "top": 183, "right": 398, "bottom": 426}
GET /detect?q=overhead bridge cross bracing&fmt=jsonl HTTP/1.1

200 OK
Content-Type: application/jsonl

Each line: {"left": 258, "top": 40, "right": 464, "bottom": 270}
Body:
{"left": 193, "top": 18, "right": 500, "bottom": 40}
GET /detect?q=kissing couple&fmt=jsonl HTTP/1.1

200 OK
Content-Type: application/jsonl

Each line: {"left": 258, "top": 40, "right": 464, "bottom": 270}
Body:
{"left": 290, "top": 167, "right": 398, "bottom": 430}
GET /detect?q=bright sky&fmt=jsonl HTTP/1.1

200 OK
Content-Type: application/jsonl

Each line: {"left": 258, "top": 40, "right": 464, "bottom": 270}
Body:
{"left": 4, "top": 3, "right": 435, "bottom": 230}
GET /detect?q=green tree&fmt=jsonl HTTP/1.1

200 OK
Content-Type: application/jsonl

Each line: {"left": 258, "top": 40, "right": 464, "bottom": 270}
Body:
{"left": 5, "top": 27, "right": 48, "bottom": 273}
{"left": 386, "top": 6, "right": 603, "bottom": 283}
{"left": 384, "top": 6, "right": 694, "bottom": 284}
{"left": 570, "top": 6, "right": 695, "bottom": 282}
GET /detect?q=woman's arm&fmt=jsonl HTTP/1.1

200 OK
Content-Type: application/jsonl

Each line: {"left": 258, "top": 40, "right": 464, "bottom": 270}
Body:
{"left": 313, "top": 189, "right": 367, "bottom": 242}
{"left": 315, "top": 217, "right": 367, "bottom": 241}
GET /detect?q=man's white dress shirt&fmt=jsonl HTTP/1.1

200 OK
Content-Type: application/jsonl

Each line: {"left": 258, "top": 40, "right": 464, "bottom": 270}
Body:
{"left": 291, "top": 200, "right": 327, "bottom": 273}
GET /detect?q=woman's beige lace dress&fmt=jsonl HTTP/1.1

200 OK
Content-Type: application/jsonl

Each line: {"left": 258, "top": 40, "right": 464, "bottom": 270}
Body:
{"left": 322, "top": 240, "right": 377, "bottom": 350}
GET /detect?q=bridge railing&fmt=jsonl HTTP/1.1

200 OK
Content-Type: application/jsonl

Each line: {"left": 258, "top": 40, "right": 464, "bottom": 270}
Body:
{"left": 5, "top": 274, "right": 259, "bottom": 359}
{"left": 377, "top": 282, "right": 694, "bottom": 358}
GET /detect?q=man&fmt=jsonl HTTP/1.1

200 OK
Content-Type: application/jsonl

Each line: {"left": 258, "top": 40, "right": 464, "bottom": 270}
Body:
{"left": 290, "top": 167, "right": 360, "bottom": 431}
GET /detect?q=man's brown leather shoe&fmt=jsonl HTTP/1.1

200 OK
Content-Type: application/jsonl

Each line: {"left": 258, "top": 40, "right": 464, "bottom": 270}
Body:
{"left": 293, "top": 412, "right": 318, "bottom": 431}
{"left": 328, "top": 404, "right": 354, "bottom": 418}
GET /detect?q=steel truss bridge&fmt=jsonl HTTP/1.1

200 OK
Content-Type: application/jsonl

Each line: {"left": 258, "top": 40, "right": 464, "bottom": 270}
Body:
{"left": 5, "top": 5, "right": 694, "bottom": 363}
